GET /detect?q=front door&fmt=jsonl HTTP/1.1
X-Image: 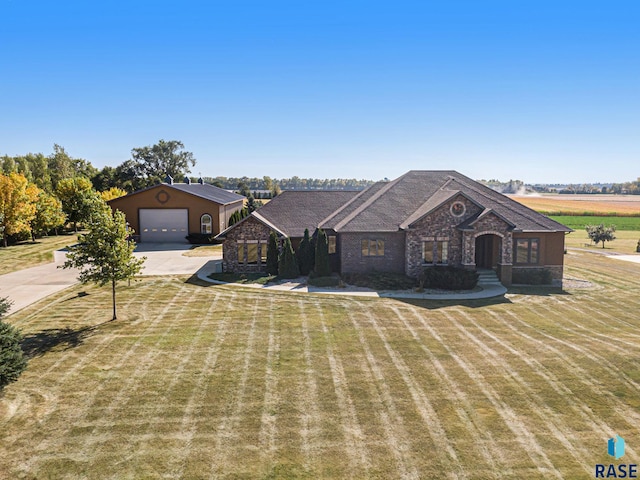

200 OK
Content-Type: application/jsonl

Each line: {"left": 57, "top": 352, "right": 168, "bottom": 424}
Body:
{"left": 475, "top": 235, "right": 499, "bottom": 268}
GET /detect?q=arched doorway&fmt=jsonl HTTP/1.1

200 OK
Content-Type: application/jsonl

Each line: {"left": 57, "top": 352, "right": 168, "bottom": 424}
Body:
{"left": 475, "top": 234, "right": 502, "bottom": 269}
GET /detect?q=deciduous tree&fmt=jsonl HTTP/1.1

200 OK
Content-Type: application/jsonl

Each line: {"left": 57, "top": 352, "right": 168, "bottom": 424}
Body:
{"left": 130, "top": 139, "right": 196, "bottom": 188}
{"left": 0, "top": 173, "right": 38, "bottom": 247}
{"left": 100, "top": 187, "right": 127, "bottom": 202}
{"left": 586, "top": 224, "right": 616, "bottom": 249}
{"left": 61, "top": 209, "right": 146, "bottom": 320}
{"left": 31, "top": 190, "right": 66, "bottom": 239}
{"left": 56, "top": 177, "right": 102, "bottom": 231}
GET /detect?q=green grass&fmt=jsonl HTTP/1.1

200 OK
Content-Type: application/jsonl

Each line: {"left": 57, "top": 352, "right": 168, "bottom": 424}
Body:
{"left": 2, "top": 252, "right": 640, "bottom": 478}
{"left": 565, "top": 229, "right": 640, "bottom": 254}
{"left": 550, "top": 215, "right": 640, "bottom": 231}
{"left": 0, "top": 234, "right": 79, "bottom": 275}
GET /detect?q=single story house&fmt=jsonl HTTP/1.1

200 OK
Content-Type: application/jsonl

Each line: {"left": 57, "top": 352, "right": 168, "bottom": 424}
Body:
{"left": 108, "top": 176, "right": 245, "bottom": 242}
{"left": 216, "top": 171, "right": 572, "bottom": 285}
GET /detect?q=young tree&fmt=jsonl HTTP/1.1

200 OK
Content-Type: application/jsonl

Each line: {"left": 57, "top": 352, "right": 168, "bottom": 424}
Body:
{"left": 0, "top": 173, "right": 38, "bottom": 247}
{"left": 130, "top": 139, "right": 196, "bottom": 187}
{"left": 56, "top": 177, "right": 102, "bottom": 231}
{"left": 296, "top": 228, "right": 315, "bottom": 275}
{"left": 0, "top": 298, "right": 28, "bottom": 391}
{"left": 314, "top": 229, "right": 331, "bottom": 277}
{"left": 61, "top": 209, "right": 146, "bottom": 320}
{"left": 586, "top": 224, "right": 616, "bottom": 249}
{"left": 278, "top": 237, "right": 299, "bottom": 279}
{"left": 266, "top": 231, "right": 279, "bottom": 275}
{"left": 30, "top": 190, "right": 66, "bottom": 239}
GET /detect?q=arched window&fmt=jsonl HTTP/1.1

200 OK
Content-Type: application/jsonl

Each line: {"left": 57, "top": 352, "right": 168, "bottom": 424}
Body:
{"left": 201, "top": 214, "right": 212, "bottom": 234}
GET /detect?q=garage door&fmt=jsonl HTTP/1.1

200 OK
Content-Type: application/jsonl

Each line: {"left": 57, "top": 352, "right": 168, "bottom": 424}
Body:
{"left": 139, "top": 209, "right": 189, "bottom": 243}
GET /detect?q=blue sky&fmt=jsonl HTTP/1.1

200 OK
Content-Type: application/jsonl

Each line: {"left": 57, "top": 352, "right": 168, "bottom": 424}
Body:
{"left": 1, "top": 1, "right": 638, "bottom": 183}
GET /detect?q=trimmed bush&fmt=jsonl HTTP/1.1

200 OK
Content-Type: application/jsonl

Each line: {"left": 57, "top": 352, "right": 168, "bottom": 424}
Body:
{"left": 278, "top": 237, "right": 299, "bottom": 279}
{"left": 0, "top": 298, "right": 27, "bottom": 391}
{"left": 419, "top": 266, "right": 479, "bottom": 290}
{"left": 512, "top": 268, "right": 553, "bottom": 285}
{"left": 341, "top": 272, "right": 416, "bottom": 290}
{"left": 185, "top": 233, "right": 218, "bottom": 244}
{"left": 296, "top": 229, "right": 315, "bottom": 276}
{"left": 266, "top": 231, "right": 279, "bottom": 275}
{"left": 314, "top": 229, "right": 331, "bottom": 277}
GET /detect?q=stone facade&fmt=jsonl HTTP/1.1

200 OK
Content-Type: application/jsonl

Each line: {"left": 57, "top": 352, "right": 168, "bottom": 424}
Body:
{"left": 222, "top": 217, "right": 273, "bottom": 273}
{"left": 339, "top": 231, "right": 406, "bottom": 274}
{"left": 405, "top": 196, "right": 481, "bottom": 278}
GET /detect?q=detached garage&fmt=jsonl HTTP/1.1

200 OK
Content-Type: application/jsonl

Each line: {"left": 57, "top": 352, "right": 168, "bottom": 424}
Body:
{"left": 108, "top": 177, "right": 245, "bottom": 243}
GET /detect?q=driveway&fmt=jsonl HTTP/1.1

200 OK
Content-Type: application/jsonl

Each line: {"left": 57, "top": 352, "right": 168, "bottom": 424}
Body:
{"left": 0, "top": 243, "right": 220, "bottom": 315}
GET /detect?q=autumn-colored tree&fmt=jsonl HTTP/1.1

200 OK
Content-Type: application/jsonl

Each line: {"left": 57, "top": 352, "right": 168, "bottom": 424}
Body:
{"left": 0, "top": 173, "right": 38, "bottom": 247}
{"left": 100, "top": 187, "right": 128, "bottom": 202}
{"left": 30, "top": 190, "right": 66, "bottom": 239}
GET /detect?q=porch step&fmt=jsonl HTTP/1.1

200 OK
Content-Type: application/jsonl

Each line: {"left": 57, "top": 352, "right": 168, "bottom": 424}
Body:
{"left": 477, "top": 269, "right": 503, "bottom": 286}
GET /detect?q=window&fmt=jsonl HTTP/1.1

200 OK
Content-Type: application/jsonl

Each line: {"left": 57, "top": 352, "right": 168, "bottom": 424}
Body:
{"left": 422, "top": 240, "right": 448, "bottom": 264}
{"left": 515, "top": 238, "right": 539, "bottom": 264}
{"left": 201, "top": 214, "right": 212, "bottom": 234}
{"left": 237, "top": 240, "right": 268, "bottom": 265}
{"left": 361, "top": 239, "right": 385, "bottom": 256}
{"left": 328, "top": 235, "right": 337, "bottom": 254}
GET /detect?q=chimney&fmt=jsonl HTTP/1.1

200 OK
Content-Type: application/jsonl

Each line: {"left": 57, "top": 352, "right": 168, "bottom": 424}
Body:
{"left": 165, "top": 174, "right": 173, "bottom": 185}
{"left": 184, "top": 176, "right": 191, "bottom": 184}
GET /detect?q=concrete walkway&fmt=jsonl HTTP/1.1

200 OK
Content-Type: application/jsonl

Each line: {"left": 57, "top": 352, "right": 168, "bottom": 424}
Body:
{"left": 195, "top": 264, "right": 507, "bottom": 300}
{"left": 0, "top": 244, "right": 218, "bottom": 315}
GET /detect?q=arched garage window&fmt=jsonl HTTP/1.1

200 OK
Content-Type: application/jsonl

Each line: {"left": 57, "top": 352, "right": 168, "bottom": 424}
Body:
{"left": 201, "top": 214, "right": 212, "bottom": 234}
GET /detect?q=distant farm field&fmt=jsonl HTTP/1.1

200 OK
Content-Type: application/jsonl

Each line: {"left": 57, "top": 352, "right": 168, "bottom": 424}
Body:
{"left": 509, "top": 194, "right": 640, "bottom": 216}
{"left": 2, "top": 253, "right": 640, "bottom": 478}
{"left": 549, "top": 215, "right": 640, "bottom": 231}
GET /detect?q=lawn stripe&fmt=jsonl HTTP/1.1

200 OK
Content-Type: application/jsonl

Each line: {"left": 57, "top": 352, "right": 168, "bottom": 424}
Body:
{"left": 315, "top": 299, "right": 372, "bottom": 475}
{"left": 19, "top": 281, "right": 192, "bottom": 471}
{"left": 405, "top": 304, "right": 562, "bottom": 478}
{"left": 354, "top": 302, "right": 465, "bottom": 478}
{"left": 258, "top": 296, "right": 280, "bottom": 461}
{"left": 488, "top": 308, "right": 637, "bottom": 437}
{"left": 347, "top": 303, "right": 420, "bottom": 479}
{"left": 450, "top": 307, "right": 594, "bottom": 475}
{"left": 298, "top": 299, "right": 323, "bottom": 471}
{"left": 384, "top": 303, "right": 503, "bottom": 474}
{"left": 168, "top": 291, "right": 236, "bottom": 478}
{"left": 208, "top": 296, "right": 261, "bottom": 478}
{"left": 78, "top": 283, "right": 200, "bottom": 461}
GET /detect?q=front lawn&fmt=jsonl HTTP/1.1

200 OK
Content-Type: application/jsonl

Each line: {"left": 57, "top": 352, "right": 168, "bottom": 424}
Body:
{"left": 0, "top": 233, "right": 79, "bottom": 275}
{"left": 1, "top": 252, "right": 639, "bottom": 478}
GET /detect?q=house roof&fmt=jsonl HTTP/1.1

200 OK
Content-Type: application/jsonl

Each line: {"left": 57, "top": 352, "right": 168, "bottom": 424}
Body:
{"left": 109, "top": 182, "right": 245, "bottom": 205}
{"left": 255, "top": 190, "right": 360, "bottom": 237}
{"left": 161, "top": 183, "right": 245, "bottom": 205}
{"left": 321, "top": 170, "right": 571, "bottom": 233}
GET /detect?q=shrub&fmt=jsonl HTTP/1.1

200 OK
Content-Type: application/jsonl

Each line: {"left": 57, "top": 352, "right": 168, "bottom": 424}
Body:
{"left": 266, "top": 231, "right": 279, "bottom": 275}
{"left": 636, "top": 239, "right": 640, "bottom": 253}
{"left": 296, "top": 229, "right": 315, "bottom": 276}
{"left": 0, "top": 298, "right": 27, "bottom": 391}
{"left": 341, "top": 272, "right": 416, "bottom": 290}
{"left": 314, "top": 229, "right": 331, "bottom": 277}
{"left": 512, "top": 268, "right": 553, "bottom": 285}
{"left": 185, "top": 233, "right": 218, "bottom": 244}
{"left": 419, "top": 266, "right": 479, "bottom": 290}
{"left": 278, "top": 237, "right": 299, "bottom": 279}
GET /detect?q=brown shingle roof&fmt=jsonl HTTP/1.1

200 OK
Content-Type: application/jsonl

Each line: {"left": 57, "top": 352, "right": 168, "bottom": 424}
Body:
{"left": 255, "top": 190, "right": 360, "bottom": 238}
{"left": 323, "top": 171, "right": 571, "bottom": 233}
